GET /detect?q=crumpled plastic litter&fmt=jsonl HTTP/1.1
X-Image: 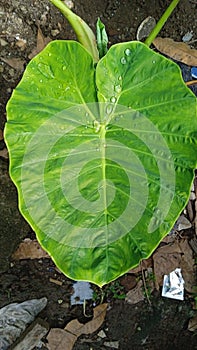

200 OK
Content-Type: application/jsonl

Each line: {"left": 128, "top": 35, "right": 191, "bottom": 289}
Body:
{"left": 162, "top": 268, "right": 184, "bottom": 300}
{"left": 191, "top": 67, "right": 197, "bottom": 79}
{"left": 0, "top": 297, "right": 47, "bottom": 350}
{"left": 71, "top": 281, "right": 93, "bottom": 305}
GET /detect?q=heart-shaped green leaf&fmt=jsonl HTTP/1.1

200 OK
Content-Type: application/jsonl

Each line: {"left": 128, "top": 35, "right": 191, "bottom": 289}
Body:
{"left": 5, "top": 40, "right": 197, "bottom": 286}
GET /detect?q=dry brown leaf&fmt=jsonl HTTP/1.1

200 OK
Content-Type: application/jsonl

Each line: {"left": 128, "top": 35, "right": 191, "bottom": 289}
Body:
{"left": 65, "top": 303, "right": 107, "bottom": 336}
{"left": 188, "top": 315, "right": 197, "bottom": 332}
{"left": 153, "top": 241, "right": 182, "bottom": 290}
{"left": 0, "top": 148, "right": 8, "bottom": 159}
{"left": 47, "top": 304, "right": 107, "bottom": 350}
{"left": 128, "top": 257, "right": 152, "bottom": 274}
{"left": 153, "top": 37, "right": 197, "bottom": 66}
{"left": 0, "top": 57, "right": 25, "bottom": 71}
{"left": 12, "top": 238, "right": 49, "bottom": 260}
{"left": 47, "top": 328, "right": 76, "bottom": 350}
{"left": 28, "top": 26, "right": 51, "bottom": 59}
{"left": 179, "top": 240, "right": 196, "bottom": 293}
{"left": 153, "top": 239, "right": 196, "bottom": 292}
{"left": 125, "top": 280, "right": 145, "bottom": 304}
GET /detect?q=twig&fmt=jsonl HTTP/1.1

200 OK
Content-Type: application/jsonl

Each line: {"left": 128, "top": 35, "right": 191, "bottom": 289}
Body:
{"left": 141, "top": 263, "right": 151, "bottom": 305}
{"left": 186, "top": 80, "right": 197, "bottom": 86}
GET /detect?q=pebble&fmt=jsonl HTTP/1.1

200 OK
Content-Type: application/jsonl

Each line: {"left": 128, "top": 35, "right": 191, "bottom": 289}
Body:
{"left": 182, "top": 31, "right": 193, "bottom": 42}
{"left": 176, "top": 215, "right": 192, "bottom": 231}
{"left": 97, "top": 330, "right": 107, "bottom": 338}
{"left": 104, "top": 341, "right": 119, "bottom": 349}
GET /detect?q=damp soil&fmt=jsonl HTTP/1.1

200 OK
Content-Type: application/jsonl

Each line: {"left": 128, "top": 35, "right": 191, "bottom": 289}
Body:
{"left": 0, "top": 0, "right": 197, "bottom": 349}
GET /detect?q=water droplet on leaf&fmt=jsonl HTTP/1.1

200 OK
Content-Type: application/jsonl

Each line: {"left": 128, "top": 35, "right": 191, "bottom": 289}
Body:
{"left": 125, "top": 48, "right": 131, "bottom": 56}
{"left": 110, "top": 96, "right": 116, "bottom": 103}
{"left": 114, "top": 85, "right": 121, "bottom": 93}
{"left": 120, "top": 57, "right": 127, "bottom": 65}
{"left": 106, "top": 104, "right": 113, "bottom": 115}
{"left": 93, "top": 120, "right": 100, "bottom": 133}
{"left": 37, "top": 63, "right": 54, "bottom": 79}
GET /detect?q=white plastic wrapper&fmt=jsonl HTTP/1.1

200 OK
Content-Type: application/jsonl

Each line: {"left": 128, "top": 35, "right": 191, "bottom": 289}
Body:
{"left": 71, "top": 281, "right": 93, "bottom": 305}
{"left": 162, "top": 268, "right": 184, "bottom": 300}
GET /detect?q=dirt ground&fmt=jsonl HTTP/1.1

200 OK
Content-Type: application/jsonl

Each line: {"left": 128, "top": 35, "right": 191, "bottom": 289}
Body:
{"left": 0, "top": 0, "right": 197, "bottom": 349}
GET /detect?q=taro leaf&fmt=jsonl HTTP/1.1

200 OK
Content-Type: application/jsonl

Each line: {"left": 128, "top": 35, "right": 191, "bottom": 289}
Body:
{"left": 5, "top": 40, "right": 197, "bottom": 287}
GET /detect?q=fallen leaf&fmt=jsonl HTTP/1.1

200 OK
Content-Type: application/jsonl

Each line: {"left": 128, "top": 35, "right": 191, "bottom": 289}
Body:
{"left": 128, "top": 257, "right": 152, "bottom": 274}
{"left": 153, "top": 239, "right": 196, "bottom": 292}
{"left": 29, "top": 26, "right": 51, "bottom": 59}
{"left": 65, "top": 303, "right": 107, "bottom": 336}
{"left": 0, "top": 57, "right": 25, "bottom": 71}
{"left": 120, "top": 274, "right": 137, "bottom": 291}
{"left": 125, "top": 280, "right": 145, "bottom": 304}
{"left": 12, "top": 238, "right": 49, "bottom": 260}
{"left": 188, "top": 314, "right": 197, "bottom": 332}
{"left": 0, "top": 148, "right": 8, "bottom": 159}
{"left": 47, "top": 304, "right": 107, "bottom": 350}
{"left": 179, "top": 240, "right": 196, "bottom": 293}
{"left": 189, "top": 236, "right": 197, "bottom": 254}
{"left": 47, "top": 328, "right": 76, "bottom": 350}
{"left": 153, "top": 241, "right": 182, "bottom": 290}
{"left": 153, "top": 37, "right": 197, "bottom": 66}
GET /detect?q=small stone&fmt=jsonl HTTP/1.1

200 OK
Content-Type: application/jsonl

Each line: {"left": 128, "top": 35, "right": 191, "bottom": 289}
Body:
{"left": 15, "top": 38, "right": 27, "bottom": 50}
{"left": 51, "top": 29, "right": 60, "bottom": 37}
{"left": 0, "top": 39, "right": 8, "bottom": 46}
{"left": 104, "top": 341, "right": 119, "bottom": 349}
{"left": 182, "top": 31, "right": 193, "bottom": 42}
{"left": 190, "top": 192, "right": 196, "bottom": 200}
{"left": 63, "top": 0, "right": 74, "bottom": 9}
{"left": 97, "top": 330, "right": 107, "bottom": 338}
{"left": 176, "top": 215, "right": 192, "bottom": 231}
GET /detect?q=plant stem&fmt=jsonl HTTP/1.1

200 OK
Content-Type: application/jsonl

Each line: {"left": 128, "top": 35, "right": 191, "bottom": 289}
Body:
{"left": 144, "top": 0, "right": 181, "bottom": 47}
{"left": 49, "top": 0, "right": 99, "bottom": 62}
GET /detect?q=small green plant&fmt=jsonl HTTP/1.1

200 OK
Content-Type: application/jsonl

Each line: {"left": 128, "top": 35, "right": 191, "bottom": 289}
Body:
{"left": 4, "top": 0, "right": 197, "bottom": 287}
{"left": 93, "top": 280, "right": 126, "bottom": 304}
